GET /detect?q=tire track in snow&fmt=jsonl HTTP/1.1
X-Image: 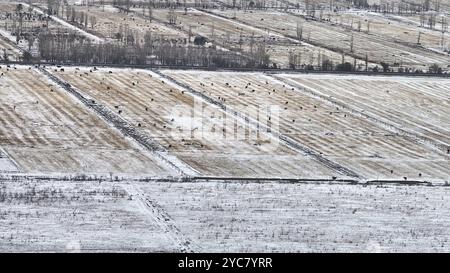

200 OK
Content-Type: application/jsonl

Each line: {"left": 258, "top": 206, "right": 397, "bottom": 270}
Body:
{"left": 153, "top": 69, "right": 361, "bottom": 178}
{"left": 122, "top": 183, "right": 197, "bottom": 253}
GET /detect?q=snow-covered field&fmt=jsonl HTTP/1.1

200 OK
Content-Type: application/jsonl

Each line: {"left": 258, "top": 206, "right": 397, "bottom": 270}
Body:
{"left": 53, "top": 66, "right": 340, "bottom": 179}
{"left": 1, "top": 64, "right": 450, "bottom": 252}
{"left": 165, "top": 69, "right": 450, "bottom": 181}
{"left": 2, "top": 177, "right": 450, "bottom": 252}
{"left": 138, "top": 180, "right": 450, "bottom": 252}
{"left": 0, "top": 179, "right": 180, "bottom": 252}
{"left": 323, "top": 10, "right": 450, "bottom": 54}
{"left": 72, "top": 5, "right": 187, "bottom": 41}
{"left": 0, "top": 66, "right": 175, "bottom": 176}
{"left": 147, "top": 8, "right": 369, "bottom": 68}
{"left": 210, "top": 9, "right": 450, "bottom": 68}
{"left": 280, "top": 73, "right": 450, "bottom": 150}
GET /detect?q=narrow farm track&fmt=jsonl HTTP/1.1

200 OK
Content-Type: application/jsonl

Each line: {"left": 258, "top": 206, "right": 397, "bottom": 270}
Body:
{"left": 154, "top": 70, "right": 361, "bottom": 178}
{"left": 37, "top": 67, "right": 197, "bottom": 176}
{"left": 271, "top": 74, "right": 450, "bottom": 155}
{"left": 122, "top": 184, "right": 197, "bottom": 253}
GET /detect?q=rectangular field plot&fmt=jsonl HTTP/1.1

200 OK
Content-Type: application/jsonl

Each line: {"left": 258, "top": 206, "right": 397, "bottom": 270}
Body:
{"left": 164, "top": 70, "right": 450, "bottom": 181}
{"left": 72, "top": 5, "right": 187, "bottom": 41}
{"left": 148, "top": 8, "right": 355, "bottom": 68}
{"left": 0, "top": 180, "right": 179, "bottom": 252}
{"left": 280, "top": 74, "right": 450, "bottom": 150}
{"left": 209, "top": 9, "right": 450, "bottom": 68}
{"left": 325, "top": 11, "right": 448, "bottom": 54}
{"left": 0, "top": 66, "right": 174, "bottom": 175}
{"left": 138, "top": 181, "right": 450, "bottom": 252}
{"left": 54, "top": 67, "right": 340, "bottom": 178}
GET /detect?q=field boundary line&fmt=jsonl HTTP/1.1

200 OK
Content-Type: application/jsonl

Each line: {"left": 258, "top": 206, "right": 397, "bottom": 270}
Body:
{"left": 1, "top": 172, "right": 449, "bottom": 187}
{"left": 35, "top": 67, "right": 198, "bottom": 177}
{"left": 122, "top": 183, "right": 197, "bottom": 253}
{"left": 271, "top": 74, "right": 450, "bottom": 156}
{"left": 153, "top": 69, "right": 361, "bottom": 178}
{"left": 0, "top": 147, "right": 22, "bottom": 172}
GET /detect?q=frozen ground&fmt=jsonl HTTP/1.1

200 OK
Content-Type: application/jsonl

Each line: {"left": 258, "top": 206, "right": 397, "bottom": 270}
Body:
{"left": 0, "top": 65, "right": 175, "bottom": 176}
{"left": 0, "top": 65, "right": 449, "bottom": 252}
{"left": 209, "top": 9, "right": 450, "bottom": 69}
{"left": 53, "top": 66, "right": 342, "bottom": 179}
{"left": 165, "top": 69, "right": 450, "bottom": 181}
{"left": 21, "top": 2, "right": 104, "bottom": 43}
{"left": 1, "top": 177, "right": 450, "bottom": 252}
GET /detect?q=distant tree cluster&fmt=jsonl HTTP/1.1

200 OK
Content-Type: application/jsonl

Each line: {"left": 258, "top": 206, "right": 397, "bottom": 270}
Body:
{"left": 36, "top": 32, "right": 266, "bottom": 68}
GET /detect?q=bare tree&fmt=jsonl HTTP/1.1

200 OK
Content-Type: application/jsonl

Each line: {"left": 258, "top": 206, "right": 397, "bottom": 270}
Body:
{"left": 89, "top": 15, "right": 97, "bottom": 29}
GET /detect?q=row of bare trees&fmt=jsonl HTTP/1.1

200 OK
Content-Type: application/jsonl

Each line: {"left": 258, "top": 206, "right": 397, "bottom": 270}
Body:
{"left": 36, "top": 31, "right": 270, "bottom": 68}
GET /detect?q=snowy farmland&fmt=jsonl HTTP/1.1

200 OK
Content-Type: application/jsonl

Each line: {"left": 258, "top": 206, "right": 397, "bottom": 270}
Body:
{"left": 1, "top": 0, "right": 450, "bottom": 253}
{"left": 0, "top": 64, "right": 449, "bottom": 252}
{"left": 53, "top": 66, "right": 340, "bottom": 178}
{"left": 147, "top": 8, "right": 367, "bottom": 68}
{"left": 69, "top": 5, "right": 188, "bottom": 41}
{"left": 165, "top": 69, "right": 450, "bottom": 181}
{"left": 210, "top": 9, "right": 450, "bottom": 69}
{"left": 0, "top": 65, "right": 175, "bottom": 175}
{"left": 2, "top": 177, "right": 450, "bottom": 252}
